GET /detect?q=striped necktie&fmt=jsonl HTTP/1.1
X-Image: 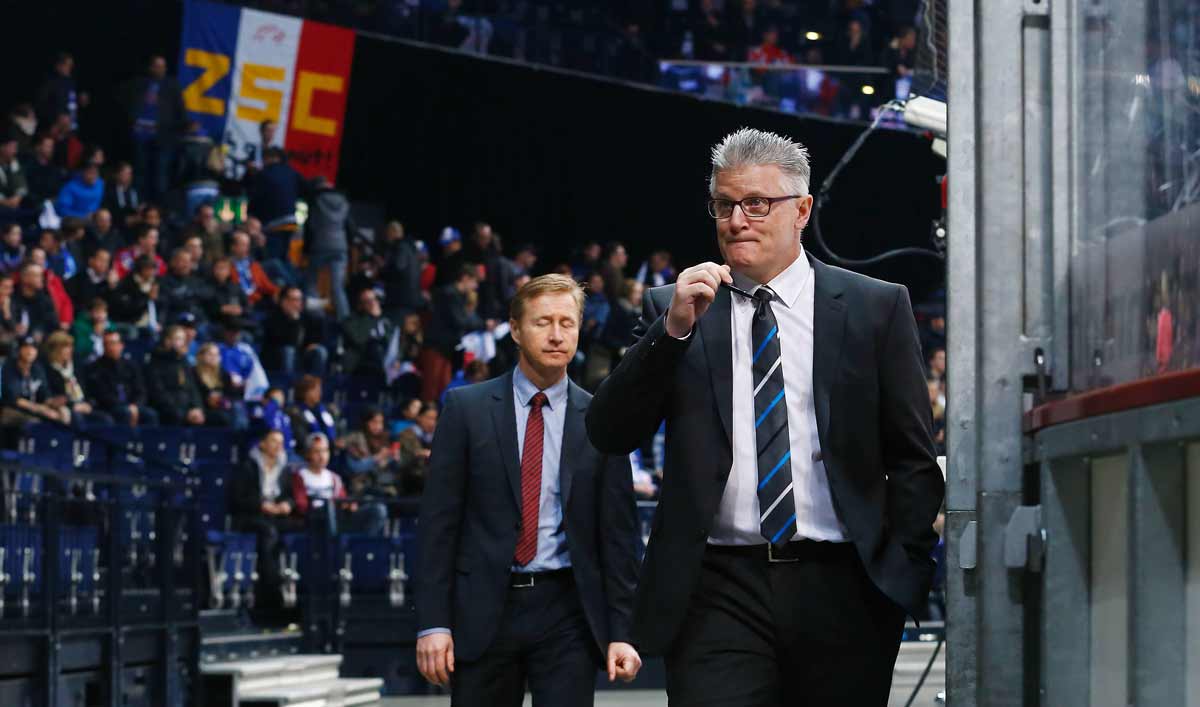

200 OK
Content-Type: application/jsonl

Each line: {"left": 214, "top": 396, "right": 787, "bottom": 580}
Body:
{"left": 751, "top": 287, "right": 797, "bottom": 547}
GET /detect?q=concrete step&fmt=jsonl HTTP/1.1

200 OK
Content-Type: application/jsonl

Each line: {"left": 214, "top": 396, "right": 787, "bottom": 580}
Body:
{"left": 238, "top": 676, "right": 384, "bottom": 706}
{"left": 201, "top": 654, "right": 346, "bottom": 694}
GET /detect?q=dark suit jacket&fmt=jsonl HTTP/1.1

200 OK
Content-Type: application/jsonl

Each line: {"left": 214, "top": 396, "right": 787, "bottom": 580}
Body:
{"left": 586, "top": 253, "right": 944, "bottom": 656}
{"left": 416, "top": 371, "right": 640, "bottom": 663}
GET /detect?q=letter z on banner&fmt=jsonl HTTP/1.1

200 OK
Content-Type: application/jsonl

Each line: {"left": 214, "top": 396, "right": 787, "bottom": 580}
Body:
{"left": 178, "top": 0, "right": 354, "bottom": 184}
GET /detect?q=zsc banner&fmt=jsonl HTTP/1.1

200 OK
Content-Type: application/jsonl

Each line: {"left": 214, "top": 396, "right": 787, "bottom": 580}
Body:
{"left": 178, "top": 0, "right": 355, "bottom": 183}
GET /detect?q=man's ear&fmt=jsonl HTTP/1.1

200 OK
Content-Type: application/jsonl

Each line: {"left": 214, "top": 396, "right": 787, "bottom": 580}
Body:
{"left": 509, "top": 319, "right": 521, "bottom": 347}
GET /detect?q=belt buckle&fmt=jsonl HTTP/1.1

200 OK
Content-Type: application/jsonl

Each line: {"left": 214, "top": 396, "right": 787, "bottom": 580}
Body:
{"left": 767, "top": 544, "right": 798, "bottom": 563}
{"left": 511, "top": 573, "right": 535, "bottom": 588}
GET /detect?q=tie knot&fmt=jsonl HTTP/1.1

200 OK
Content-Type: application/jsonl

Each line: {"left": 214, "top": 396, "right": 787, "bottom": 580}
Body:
{"left": 753, "top": 287, "right": 775, "bottom": 318}
{"left": 530, "top": 392, "right": 548, "bottom": 410}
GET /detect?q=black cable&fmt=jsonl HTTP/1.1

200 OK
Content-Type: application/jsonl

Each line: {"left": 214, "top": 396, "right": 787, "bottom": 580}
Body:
{"left": 807, "top": 100, "right": 946, "bottom": 268}
{"left": 903, "top": 638, "right": 944, "bottom": 707}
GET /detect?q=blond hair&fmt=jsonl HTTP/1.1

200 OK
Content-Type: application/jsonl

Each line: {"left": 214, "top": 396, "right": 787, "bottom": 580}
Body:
{"left": 44, "top": 331, "right": 74, "bottom": 361}
{"left": 509, "top": 274, "right": 585, "bottom": 323}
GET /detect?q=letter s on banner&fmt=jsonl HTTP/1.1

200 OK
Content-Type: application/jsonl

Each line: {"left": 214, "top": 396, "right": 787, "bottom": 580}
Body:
{"left": 235, "top": 63, "right": 287, "bottom": 123}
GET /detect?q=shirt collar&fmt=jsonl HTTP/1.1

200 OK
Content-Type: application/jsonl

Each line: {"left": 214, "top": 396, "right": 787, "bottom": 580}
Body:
{"left": 513, "top": 365, "right": 568, "bottom": 411}
{"left": 730, "top": 247, "right": 811, "bottom": 309}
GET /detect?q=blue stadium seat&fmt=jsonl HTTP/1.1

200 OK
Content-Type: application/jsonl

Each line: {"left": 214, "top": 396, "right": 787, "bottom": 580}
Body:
{"left": 1, "top": 524, "right": 44, "bottom": 613}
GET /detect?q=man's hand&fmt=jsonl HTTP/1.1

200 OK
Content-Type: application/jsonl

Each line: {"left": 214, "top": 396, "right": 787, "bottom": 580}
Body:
{"left": 666, "top": 262, "right": 731, "bottom": 338}
{"left": 416, "top": 632, "right": 455, "bottom": 686}
{"left": 607, "top": 642, "right": 642, "bottom": 682}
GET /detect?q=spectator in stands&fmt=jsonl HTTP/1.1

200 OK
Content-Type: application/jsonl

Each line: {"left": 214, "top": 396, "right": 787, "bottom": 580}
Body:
{"left": 173, "top": 311, "right": 200, "bottom": 364}
{"left": 928, "top": 347, "right": 946, "bottom": 383}
{"left": 262, "top": 286, "right": 327, "bottom": 376}
{"left": 13, "top": 262, "right": 61, "bottom": 342}
{"left": 693, "top": 0, "right": 731, "bottom": 61}
{"left": 343, "top": 406, "right": 401, "bottom": 497}
{"left": 39, "top": 228, "right": 78, "bottom": 280}
{"left": 256, "top": 386, "right": 299, "bottom": 459}
{"left": 428, "top": 0, "right": 471, "bottom": 47}
{"left": 247, "top": 147, "right": 302, "bottom": 263}
{"left": 432, "top": 226, "right": 465, "bottom": 287}
{"left": 919, "top": 304, "right": 946, "bottom": 355}
{"left": 599, "top": 241, "right": 628, "bottom": 303}
{"left": 114, "top": 225, "right": 165, "bottom": 279}
{"left": 157, "top": 248, "right": 205, "bottom": 326}
{"left": 0, "top": 278, "right": 26, "bottom": 355}
{"left": 882, "top": 25, "right": 917, "bottom": 92}
{"left": 205, "top": 257, "right": 248, "bottom": 324}
{"left": 289, "top": 375, "right": 338, "bottom": 450}
{"left": 194, "top": 342, "right": 245, "bottom": 428}
{"left": 463, "top": 221, "right": 504, "bottom": 316}
{"left": 341, "top": 288, "right": 396, "bottom": 378}
{"left": 728, "top": 0, "right": 767, "bottom": 59}
{"left": 47, "top": 112, "right": 82, "bottom": 171}
{"left": 35, "top": 53, "right": 87, "bottom": 130}
{"left": 109, "top": 254, "right": 160, "bottom": 335}
{"left": 748, "top": 25, "right": 792, "bottom": 64}
{"left": 570, "top": 241, "right": 602, "bottom": 281}
{"left": 303, "top": 176, "right": 354, "bottom": 320}
{"left": 21, "top": 133, "right": 65, "bottom": 204}
{"left": 26, "top": 247, "right": 74, "bottom": 328}
{"left": 835, "top": 17, "right": 874, "bottom": 66}
{"left": 419, "top": 264, "right": 484, "bottom": 402}
{"left": 55, "top": 162, "right": 104, "bottom": 219}
{"left": 244, "top": 120, "right": 278, "bottom": 175}
{"left": 441, "top": 358, "right": 489, "bottom": 400}
{"left": 7, "top": 104, "right": 36, "bottom": 154}
{"left": 175, "top": 121, "right": 221, "bottom": 217}
{"left": 190, "top": 203, "right": 225, "bottom": 265}
{"left": 635, "top": 249, "right": 676, "bottom": 288}
{"left": 119, "top": 55, "right": 184, "bottom": 202}
{"left": 229, "top": 229, "right": 279, "bottom": 308}
{"left": 147, "top": 324, "right": 205, "bottom": 426}
{"left": 71, "top": 297, "right": 112, "bottom": 366}
{"left": 216, "top": 318, "right": 269, "bottom": 401}
{"left": 1, "top": 335, "right": 66, "bottom": 427}
{"left": 85, "top": 330, "right": 157, "bottom": 426}
{"left": 0, "top": 134, "right": 30, "bottom": 214}
{"left": 66, "top": 247, "right": 115, "bottom": 306}
{"left": 928, "top": 376, "right": 946, "bottom": 454}
{"left": 603, "top": 278, "right": 643, "bottom": 357}
{"left": 43, "top": 331, "right": 110, "bottom": 426}
{"left": 395, "top": 401, "right": 436, "bottom": 495}
{"left": 84, "top": 209, "right": 124, "bottom": 258}
{"left": 380, "top": 220, "right": 424, "bottom": 317}
{"left": 0, "top": 224, "right": 26, "bottom": 275}
{"left": 290, "top": 432, "right": 388, "bottom": 537}
{"left": 103, "top": 162, "right": 141, "bottom": 230}
{"left": 229, "top": 428, "right": 297, "bottom": 606}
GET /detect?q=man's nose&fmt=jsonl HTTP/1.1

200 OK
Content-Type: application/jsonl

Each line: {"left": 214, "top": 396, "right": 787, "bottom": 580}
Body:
{"left": 728, "top": 202, "right": 750, "bottom": 229}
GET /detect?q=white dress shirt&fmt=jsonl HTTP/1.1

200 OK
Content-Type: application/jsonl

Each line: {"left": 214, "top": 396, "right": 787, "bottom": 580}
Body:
{"left": 708, "top": 250, "right": 848, "bottom": 545}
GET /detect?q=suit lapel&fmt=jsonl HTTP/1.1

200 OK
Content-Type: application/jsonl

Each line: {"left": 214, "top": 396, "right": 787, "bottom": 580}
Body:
{"left": 559, "top": 382, "right": 589, "bottom": 511}
{"left": 810, "top": 254, "right": 846, "bottom": 445}
{"left": 490, "top": 371, "right": 522, "bottom": 510}
{"left": 698, "top": 285, "right": 734, "bottom": 448}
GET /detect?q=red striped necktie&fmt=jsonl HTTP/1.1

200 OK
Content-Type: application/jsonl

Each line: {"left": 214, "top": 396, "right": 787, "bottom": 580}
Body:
{"left": 514, "top": 392, "right": 548, "bottom": 566}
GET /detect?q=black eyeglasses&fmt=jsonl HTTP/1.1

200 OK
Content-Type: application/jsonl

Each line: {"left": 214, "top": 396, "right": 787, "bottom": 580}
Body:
{"left": 707, "top": 195, "right": 803, "bottom": 219}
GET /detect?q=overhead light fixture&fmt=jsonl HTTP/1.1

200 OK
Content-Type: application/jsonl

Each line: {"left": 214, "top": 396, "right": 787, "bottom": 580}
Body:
{"left": 861, "top": 85, "right": 876, "bottom": 95}
{"left": 805, "top": 31, "right": 821, "bottom": 41}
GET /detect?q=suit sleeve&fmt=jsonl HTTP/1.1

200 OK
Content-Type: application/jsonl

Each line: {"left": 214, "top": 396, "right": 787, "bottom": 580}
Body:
{"left": 598, "top": 452, "right": 639, "bottom": 645}
{"left": 879, "top": 286, "right": 945, "bottom": 565}
{"left": 586, "top": 288, "right": 692, "bottom": 454}
{"left": 415, "top": 388, "right": 470, "bottom": 633}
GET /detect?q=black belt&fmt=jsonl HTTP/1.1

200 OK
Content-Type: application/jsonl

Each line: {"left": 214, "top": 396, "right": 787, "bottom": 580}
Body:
{"left": 510, "top": 567, "right": 572, "bottom": 588}
{"left": 707, "top": 540, "right": 855, "bottom": 563}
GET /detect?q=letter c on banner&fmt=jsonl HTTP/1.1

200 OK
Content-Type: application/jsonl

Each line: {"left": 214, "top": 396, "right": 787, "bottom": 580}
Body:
{"left": 292, "top": 71, "right": 344, "bottom": 137}
{"left": 182, "top": 49, "right": 231, "bottom": 116}
{"left": 236, "top": 63, "right": 286, "bottom": 123}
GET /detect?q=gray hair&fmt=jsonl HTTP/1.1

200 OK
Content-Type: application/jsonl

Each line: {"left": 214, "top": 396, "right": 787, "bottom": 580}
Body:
{"left": 305, "top": 432, "right": 330, "bottom": 450}
{"left": 709, "top": 128, "right": 812, "bottom": 198}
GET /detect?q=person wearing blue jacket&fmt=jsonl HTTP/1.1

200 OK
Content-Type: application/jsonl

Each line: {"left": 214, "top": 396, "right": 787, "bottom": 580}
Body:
{"left": 55, "top": 163, "right": 104, "bottom": 219}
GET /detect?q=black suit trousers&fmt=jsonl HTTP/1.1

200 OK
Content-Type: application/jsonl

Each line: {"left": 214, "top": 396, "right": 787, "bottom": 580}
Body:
{"left": 665, "top": 542, "right": 906, "bottom": 707}
{"left": 451, "top": 572, "right": 601, "bottom": 707}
